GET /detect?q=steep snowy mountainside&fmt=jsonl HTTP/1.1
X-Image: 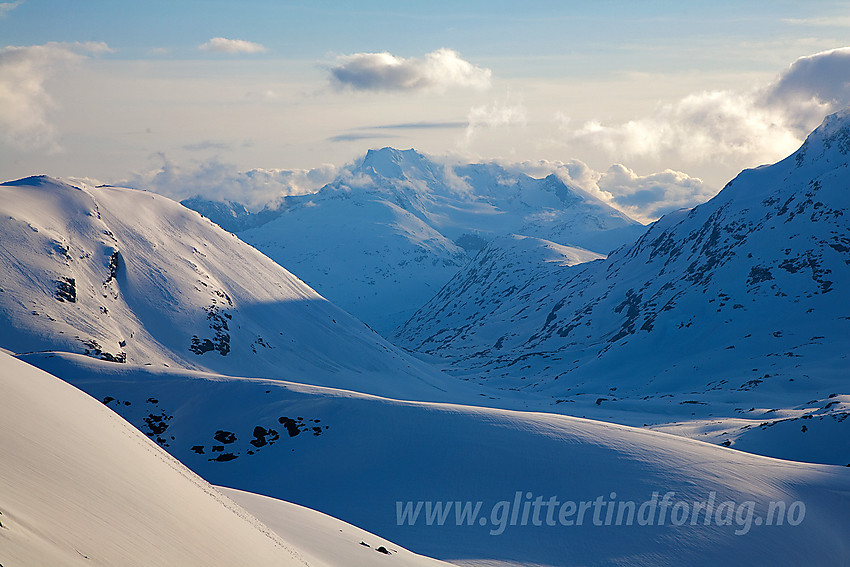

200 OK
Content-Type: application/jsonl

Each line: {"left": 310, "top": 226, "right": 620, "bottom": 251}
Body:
{"left": 399, "top": 235, "right": 604, "bottom": 358}
{"left": 26, "top": 352, "right": 850, "bottom": 567}
{"left": 226, "top": 147, "right": 645, "bottom": 333}
{"left": 395, "top": 110, "right": 850, "bottom": 403}
{"left": 238, "top": 174, "right": 469, "bottom": 337}
{"left": 0, "top": 176, "right": 455, "bottom": 400}
{"left": 0, "top": 350, "right": 309, "bottom": 566}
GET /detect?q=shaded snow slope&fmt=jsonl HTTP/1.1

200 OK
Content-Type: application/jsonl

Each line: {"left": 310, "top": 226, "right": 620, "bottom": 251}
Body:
{"left": 0, "top": 176, "right": 455, "bottom": 400}
{"left": 0, "top": 351, "right": 309, "bottom": 566}
{"left": 229, "top": 148, "right": 644, "bottom": 333}
{"left": 26, "top": 353, "right": 850, "bottom": 567}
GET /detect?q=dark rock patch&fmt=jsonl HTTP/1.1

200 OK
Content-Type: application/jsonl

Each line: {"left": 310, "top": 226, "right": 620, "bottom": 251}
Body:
{"left": 55, "top": 276, "right": 76, "bottom": 302}
{"left": 278, "top": 416, "right": 301, "bottom": 437}
{"left": 213, "top": 430, "right": 236, "bottom": 444}
{"left": 210, "top": 453, "right": 237, "bottom": 462}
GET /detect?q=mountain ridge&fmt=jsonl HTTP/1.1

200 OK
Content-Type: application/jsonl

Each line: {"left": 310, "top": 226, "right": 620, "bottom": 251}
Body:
{"left": 392, "top": 110, "right": 850, "bottom": 461}
{"left": 194, "top": 147, "right": 646, "bottom": 333}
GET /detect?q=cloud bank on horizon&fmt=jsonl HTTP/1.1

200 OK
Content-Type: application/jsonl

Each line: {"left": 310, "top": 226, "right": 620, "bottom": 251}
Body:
{"left": 2, "top": 30, "right": 850, "bottom": 222}
{"left": 90, "top": 46, "right": 850, "bottom": 223}
{"left": 126, "top": 147, "right": 709, "bottom": 224}
{"left": 124, "top": 154, "right": 340, "bottom": 212}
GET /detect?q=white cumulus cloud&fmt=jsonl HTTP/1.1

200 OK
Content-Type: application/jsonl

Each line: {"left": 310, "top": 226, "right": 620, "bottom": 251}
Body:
{"left": 199, "top": 37, "right": 267, "bottom": 54}
{"left": 596, "top": 164, "right": 713, "bottom": 222}
{"left": 494, "top": 157, "right": 710, "bottom": 223}
{"left": 567, "top": 47, "right": 850, "bottom": 170}
{"left": 760, "top": 47, "right": 850, "bottom": 130}
{"left": 124, "top": 155, "right": 337, "bottom": 211}
{"left": 329, "top": 48, "right": 491, "bottom": 92}
{"left": 0, "top": 41, "right": 111, "bottom": 151}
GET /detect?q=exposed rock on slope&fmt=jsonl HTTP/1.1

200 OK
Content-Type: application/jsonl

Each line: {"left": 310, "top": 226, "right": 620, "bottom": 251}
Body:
{"left": 395, "top": 111, "right": 850, "bottom": 398}
{"left": 0, "top": 176, "right": 452, "bottom": 399}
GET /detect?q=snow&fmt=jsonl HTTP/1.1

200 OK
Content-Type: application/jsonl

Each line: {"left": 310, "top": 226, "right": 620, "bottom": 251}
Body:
{"left": 220, "top": 487, "right": 453, "bottom": 567}
{"left": 2, "top": 110, "right": 850, "bottom": 566}
{"left": 219, "top": 148, "right": 645, "bottom": 333}
{"left": 21, "top": 352, "right": 850, "bottom": 567}
{"left": 394, "top": 111, "right": 850, "bottom": 465}
{"left": 0, "top": 176, "right": 457, "bottom": 401}
{"left": 0, "top": 350, "right": 309, "bottom": 566}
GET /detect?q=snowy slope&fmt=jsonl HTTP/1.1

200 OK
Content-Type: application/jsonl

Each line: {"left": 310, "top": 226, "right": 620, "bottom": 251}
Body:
{"left": 220, "top": 488, "right": 453, "bottom": 567}
{"left": 395, "top": 111, "right": 850, "bottom": 408}
{"left": 0, "top": 350, "right": 310, "bottom": 566}
{"left": 229, "top": 148, "right": 644, "bottom": 333}
{"left": 25, "top": 352, "right": 850, "bottom": 567}
{"left": 0, "top": 176, "right": 454, "bottom": 400}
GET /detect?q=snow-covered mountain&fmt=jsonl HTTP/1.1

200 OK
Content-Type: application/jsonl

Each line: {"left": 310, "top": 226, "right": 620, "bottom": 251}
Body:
{"left": 0, "top": 176, "right": 454, "bottom": 400}
{"left": 0, "top": 350, "right": 456, "bottom": 567}
{"left": 3, "top": 122, "right": 850, "bottom": 566}
{"left": 190, "top": 148, "right": 644, "bottom": 334}
{"left": 394, "top": 110, "right": 850, "bottom": 456}
{"left": 22, "top": 352, "right": 850, "bottom": 567}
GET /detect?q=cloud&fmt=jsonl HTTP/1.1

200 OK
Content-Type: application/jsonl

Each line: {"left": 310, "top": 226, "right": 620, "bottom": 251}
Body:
{"left": 488, "top": 157, "right": 710, "bottom": 223}
{"left": 181, "top": 140, "right": 236, "bottom": 152}
{"left": 327, "top": 132, "right": 400, "bottom": 143}
{"left": 369, "top": 120, "right": 468, "bottom": 130}
{"left": 329, "top": 121, "right": 466, "bottom": 143}
{"left": 782, "top": 17, "right": 850, "bottom": 27}
{"left": 0, "top": 0, "right": 23, "bottom": 18}
{"left": 566, "top": 47, "right": 850, "bottom": 169}
{"left": 123, "top": 155, "right": 337, "bottom": 211}
{"left": 244, "top": 89, "right": 279, "bottom": 102}
{"left": 0, "top": 41, "right": 111, "bottom": 151}
{"left": 329, "top": 48, "right": 491, "bottom": 92}
{"left": 465, "top": 95, "right": 527, "bottom": 143}
{"left": 760, "top": 47, "right": 850, "bottom": 130}
{"left": 198, "top": 37, "right": 266, "bottom": 54}
{"left": 596, "top": 164, "right": 713, "bottom": 222}
{"left": 126, "top": 149, "right": 708, "bottom": 222}
{"left": 570, "top": 90, "right": 800, "bottom": 168}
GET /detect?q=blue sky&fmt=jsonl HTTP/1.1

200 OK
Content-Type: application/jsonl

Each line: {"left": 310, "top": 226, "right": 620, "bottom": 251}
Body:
{"left": 5, "top": 1, "right": 843, "bottom": 68}
{"left": 3, "top": 0, "right": 850, "bottom": 217}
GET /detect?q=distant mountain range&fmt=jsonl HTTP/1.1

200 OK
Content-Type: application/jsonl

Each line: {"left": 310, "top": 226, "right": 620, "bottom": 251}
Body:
{"left": 183, "top": 148, "right": 645, "bottom": 333}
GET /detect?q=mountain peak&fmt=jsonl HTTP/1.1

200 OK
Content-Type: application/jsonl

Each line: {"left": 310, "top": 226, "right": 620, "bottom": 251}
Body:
{"left": 359, "top": 147, "right": 428, "bottom": 179}
{"left": 539, "top": 173, "right": 584, "bottom": 206}
{"left": 791, "top": 107, "right": 850, "bottom": 170}
{"left": 1, "top": 175, "right": 65, "bottom": 188}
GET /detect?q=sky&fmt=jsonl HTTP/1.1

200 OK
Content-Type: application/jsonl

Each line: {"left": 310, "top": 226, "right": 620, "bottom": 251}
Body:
{"left": 3, "top": 0, "right": 850, "bottom": 219}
